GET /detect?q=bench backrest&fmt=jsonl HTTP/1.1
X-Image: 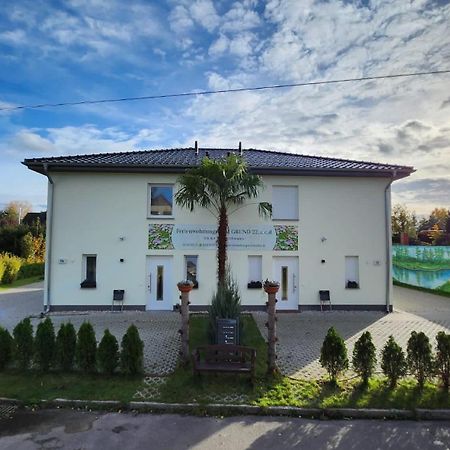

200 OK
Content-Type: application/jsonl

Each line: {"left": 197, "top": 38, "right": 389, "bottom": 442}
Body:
{"left": 196, "top": 345, "right": 256, "bottom": 364}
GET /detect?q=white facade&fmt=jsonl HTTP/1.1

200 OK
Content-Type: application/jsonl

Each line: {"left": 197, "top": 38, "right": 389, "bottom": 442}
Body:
{"left": 44, "top": 171, "right": 393, "bottom": 311}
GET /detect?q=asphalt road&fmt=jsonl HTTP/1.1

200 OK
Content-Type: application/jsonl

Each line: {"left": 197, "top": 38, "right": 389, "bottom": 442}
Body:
{"left": 0, "top": 409, "right": 449, "bottom": 450}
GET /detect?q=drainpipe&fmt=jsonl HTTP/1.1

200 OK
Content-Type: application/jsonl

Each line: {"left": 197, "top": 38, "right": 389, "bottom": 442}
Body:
{"left": 43, "top": 164, "right": 54, "bottom": 314}
{"left": 384, "top": 170, "right": 396, "bottom": 313}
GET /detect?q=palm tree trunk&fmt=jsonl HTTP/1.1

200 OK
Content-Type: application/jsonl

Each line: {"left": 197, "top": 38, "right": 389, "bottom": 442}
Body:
{"left": 217, "top": 204, "right": 228, "bottom": 284}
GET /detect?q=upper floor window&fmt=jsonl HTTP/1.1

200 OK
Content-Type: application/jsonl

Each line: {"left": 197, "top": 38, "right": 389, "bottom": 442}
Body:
{"left": 272, "top": 186, "right": 299, "bottom": 220}
{"left": 148, "top": 184, "right": 174, "bottom": 217}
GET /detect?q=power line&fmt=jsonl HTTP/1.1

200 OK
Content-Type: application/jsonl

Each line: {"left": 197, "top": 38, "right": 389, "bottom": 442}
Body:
{"left": 1, "top": 69, "right": 450, "bottom": 112}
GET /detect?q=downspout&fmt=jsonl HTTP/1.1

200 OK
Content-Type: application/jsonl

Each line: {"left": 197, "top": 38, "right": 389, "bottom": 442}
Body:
{"left": 384, "top": 170, "right": 396, "bottom": 313}
{"left": 43, "top": 164, "right": 54, "bottom": 314}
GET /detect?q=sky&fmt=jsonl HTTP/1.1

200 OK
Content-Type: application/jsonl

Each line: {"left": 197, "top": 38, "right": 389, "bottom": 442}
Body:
{"left": 0, "top": 0, "right": 449, "bottom": 216}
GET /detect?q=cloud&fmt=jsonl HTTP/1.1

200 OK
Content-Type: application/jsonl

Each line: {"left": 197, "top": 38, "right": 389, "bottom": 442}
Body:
{"left": 4, "top": 125, "right": 163, "bottom": 157}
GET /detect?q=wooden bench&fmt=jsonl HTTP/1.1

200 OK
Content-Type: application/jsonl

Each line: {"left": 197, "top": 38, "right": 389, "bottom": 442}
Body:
{"left": 191, "top": 345, "right": 256, "bottom": 384}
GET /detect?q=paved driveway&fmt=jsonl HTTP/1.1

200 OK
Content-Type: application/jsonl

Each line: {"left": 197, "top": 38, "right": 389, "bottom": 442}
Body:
{"left": 254, "top": 287, "right": 450, "bottom": 379}
{"left": 0, "top": 282, "right": 180, "bottom": 375}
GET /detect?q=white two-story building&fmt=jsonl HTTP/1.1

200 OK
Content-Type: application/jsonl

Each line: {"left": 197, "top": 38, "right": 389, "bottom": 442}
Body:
{"left": 23, "top": 147, "right": 413, "bottom": 312}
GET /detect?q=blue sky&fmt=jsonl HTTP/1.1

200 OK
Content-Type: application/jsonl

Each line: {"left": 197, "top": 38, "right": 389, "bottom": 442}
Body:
{"left": 0, "top": 0, "right": 449, "bottom": 215}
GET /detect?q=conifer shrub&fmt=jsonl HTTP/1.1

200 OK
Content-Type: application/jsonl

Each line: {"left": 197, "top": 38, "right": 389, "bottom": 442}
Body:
{"left": 76, "top": 322, "right": 97, "bottom": 374}
{"left": 0, "top": 327, "right": 13, "bottom": 370}
{"left": 435, "top": 331, "right": 450, "bottom": 390}
{"left": 352, "top": 331, "right": 377, "bottom": 385}
{"left": 319, "top": 327, "right": 348, "bottom": 383}
{"left": 381, "top": 335, "right": 407, "bottom": 388}
{"left": 34, "top": 317, "right": 55, "bottom": 371}
{"left": 407, "top": 331, "right": 433, "bottom": 388}
{"left": 13, "top": 317, "right": 34, "bottom": 370}
{"left": 120, "top": 324, "right": 144, "bottom": 375}
{"left": 98, "top": 329, "right": 119, "bottom": 375}
{"left": 55, "top": 323, "right": 77, "bottom": 372}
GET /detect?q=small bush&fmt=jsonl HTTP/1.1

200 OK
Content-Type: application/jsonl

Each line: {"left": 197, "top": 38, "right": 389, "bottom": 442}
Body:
{"left": 98, "top": 329, "right": 119, "bottom": 375}
{"left": 0, "top": 327, "right": 13, "bottom": 370}
{"left": 55, "top": 323, "right": 77, "bottom": 372}
{"left": 435, "top": 331, "right": 450, "bottom": 390}
{"left": 1, "top": 253, "right": 22, "bottom": 284}
{"left": 381, "top": 335, "right": 407, "bottom": 387}
{"left": 352, "top": 331, "right": 377, "bottom": 385}
{"left": 0, "top": 257, "right": 6, "bottom": 283}
{"left": 120, "top": 325, "right": 144, "bottom": 375}
{"left": 20, "top": 232, "right": 34, "bottom": 260}
{"left": 13, "top": 318, "right": 34, "bottom": 370}
{"left": 407, "top": 331, "right": 434, "bottom": 388}
{"left": 76, "top": 322, "right": 97, "bottom": 374}
{"left": 34, "top": 317, "right": 55, "bottom": 372}
{"left": 319, "top": 327, "right": 348, "bottom": 383}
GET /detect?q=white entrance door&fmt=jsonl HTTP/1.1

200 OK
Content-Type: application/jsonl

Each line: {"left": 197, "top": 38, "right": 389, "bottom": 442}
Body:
{"left": 147, "top": 256, "right": 173, "bottom": 310}
{"left": 272, "top": 256, "right": 299, "bottom": 310}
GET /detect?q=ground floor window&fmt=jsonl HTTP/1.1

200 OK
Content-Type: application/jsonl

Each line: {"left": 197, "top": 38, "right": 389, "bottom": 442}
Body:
{"left": 81, "top": 254, "right": 97, "bottom": 288}
{"left": 248, "top": 255, "right": 262, "bottom": 288}
{"left": 185, "top": 255, "right": 198, "bottom": 288}
{"left": 345, "top": 256, "right": 359, "bottom": 288}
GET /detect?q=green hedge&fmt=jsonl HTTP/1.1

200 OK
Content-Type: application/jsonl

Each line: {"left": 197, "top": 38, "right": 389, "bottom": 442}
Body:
{"left": 18, "top": 262, "right": 45, "bottom": 280}
{"left": 393, "top": 279, "right": 450, "bottom": 298}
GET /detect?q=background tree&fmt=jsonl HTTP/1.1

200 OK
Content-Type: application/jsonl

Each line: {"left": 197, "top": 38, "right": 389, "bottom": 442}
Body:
{"left": 1, "top": 201, "right": 32, "bottom": 226}
{"left": 175, "top": 154, "right": 271, "bottom": 284}
{"left": 391, "top": 204, "right": 417, "bottom": 241}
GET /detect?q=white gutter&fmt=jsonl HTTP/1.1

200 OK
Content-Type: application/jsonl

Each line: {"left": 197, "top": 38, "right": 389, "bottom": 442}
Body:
{"left": 43, "top": 164, "right": 54, "bottom": 313}
{"left": 384, "top": 171, "right": 396, "bottom": 313}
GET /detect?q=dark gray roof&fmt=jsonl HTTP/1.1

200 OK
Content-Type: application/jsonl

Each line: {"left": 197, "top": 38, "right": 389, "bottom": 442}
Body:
{"left": 23, "top": 147, "right": 414, "bottom": 179}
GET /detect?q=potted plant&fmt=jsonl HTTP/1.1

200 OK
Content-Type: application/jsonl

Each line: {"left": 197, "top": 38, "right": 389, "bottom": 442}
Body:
{"left": 177, "top": 280, "right": 194, "bottom": 293}
{"left": 264, "top": 279, "right": 280, "bottom": 294}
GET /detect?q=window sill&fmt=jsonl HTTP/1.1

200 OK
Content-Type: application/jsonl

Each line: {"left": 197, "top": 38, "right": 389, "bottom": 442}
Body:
{"left": 148, "top": 215, "right": 175, "bottom": 220}
{"left": 345, "top": 287, "right": 360, "bottom": 290}
{"left": 80, "top": 280, "right": 97, "bottom": 289}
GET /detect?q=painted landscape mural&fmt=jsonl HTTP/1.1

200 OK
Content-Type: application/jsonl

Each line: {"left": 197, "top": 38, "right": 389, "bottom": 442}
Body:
{"left": 392, "top": 245, "right": 450, "bottom": 294}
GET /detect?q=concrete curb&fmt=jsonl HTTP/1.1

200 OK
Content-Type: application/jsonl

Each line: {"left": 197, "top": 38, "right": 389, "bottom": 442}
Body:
{"left": 1, "top": 397, "right": 450, "bottom": 420}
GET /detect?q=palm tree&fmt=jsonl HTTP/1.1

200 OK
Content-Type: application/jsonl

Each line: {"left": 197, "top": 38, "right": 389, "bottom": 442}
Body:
{"left": 175, "top": 153, "right": 271, "bottom": 285}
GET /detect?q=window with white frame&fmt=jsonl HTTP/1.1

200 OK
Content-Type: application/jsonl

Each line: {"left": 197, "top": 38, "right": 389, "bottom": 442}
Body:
{"left": 272, "top": 186, "right": 299, "bottom": 220}
{"left": 185, "top": 255, "right": 198, "bottom": 288}
{"left": 345, "top": 256, "right": 359, "bottom": 288}
{"left": 248, "top": 255, "right": 262, "bottom": 288}
{"left": 81, "top": 254, "right": 97, "bottom": 288}
{"left": 148, "top": 184, "right": 174, "bottom": 217}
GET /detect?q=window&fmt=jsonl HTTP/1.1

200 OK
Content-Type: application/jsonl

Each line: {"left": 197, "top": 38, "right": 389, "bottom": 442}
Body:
{"left": 185, "top": 255, "right": 198, "bottom": 288}
{"left": 345, "top": 256, "right": 359, "bottom": 288}
{"left": 272, "top": 186, "right": 299, "bottom": 220}
{"left": 148, "top": 184, "right": 173, "bottom": 217}
{"left": 81, "top": 254, "right": 96, "bottom": 288}
{"left": 248, "top": 256, "right": 262, "bottom": 288}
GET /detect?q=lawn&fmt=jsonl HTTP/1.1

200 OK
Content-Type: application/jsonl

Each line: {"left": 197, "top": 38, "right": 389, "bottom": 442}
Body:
{"left": 0, "top": 371, "right": 142, "bottom": 403}
{"left": 0, "top": 276, "right": 43, "bottom": 290}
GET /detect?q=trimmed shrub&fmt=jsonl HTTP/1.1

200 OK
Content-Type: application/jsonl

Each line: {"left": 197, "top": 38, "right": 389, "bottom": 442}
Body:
{"left": 120, "top": 325, "right": 144, "bottom": 375}
{"left": 320, "top": 327, "right": 348, "bottom": 383}
{"left": 20, "top": 232, "right": 34, "bottom": 259}
{"left": 55, "top": 323, "right": 77, "bottom": 371}
{"left": 76, "top": 322, "right": 97, "bottom": 374}
{"left": 13, "top": 318, "right": 34, "bottom": 370}
{"left": 34, "top": 317, "right": 55, "bottom": 371}
{"left": 352, "top": 331, "right": 377, "bottom": 385}
{"left": 0, "top": 327, "right": 13, "bottom": 370}
{"left": 407, "top": 331, "right": 434, "bottom": 388}
{"left": 435, "top": 331, "right": 450, "bottom": 390}
{"left": 98, "top": 329, "right": 119, "bottom": 375}
{"left": 1, "top": 253, "right": 22, "bottom": 284}
{"left": 0, "top": 257, "right": 6, "bottom": 283}
{"left": 381, "top": 335, "right": 407, "bottom": 387}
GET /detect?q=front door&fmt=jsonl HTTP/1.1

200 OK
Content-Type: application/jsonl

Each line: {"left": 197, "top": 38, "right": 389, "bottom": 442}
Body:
{"left": 147, "top": 256, "right": 173, "bottom": 310}
{"left": 272, "top": 256, "right": 299, "bottom": 310}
